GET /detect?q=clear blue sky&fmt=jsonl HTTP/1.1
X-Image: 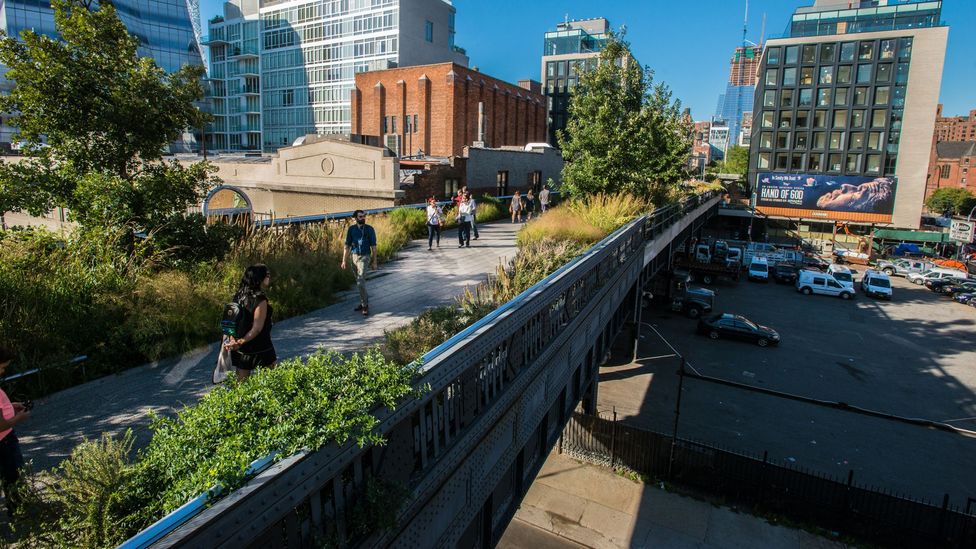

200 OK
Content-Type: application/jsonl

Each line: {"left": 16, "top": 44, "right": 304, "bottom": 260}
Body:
{"left": 199, "top": 0, "right": 975, "bottom": 118}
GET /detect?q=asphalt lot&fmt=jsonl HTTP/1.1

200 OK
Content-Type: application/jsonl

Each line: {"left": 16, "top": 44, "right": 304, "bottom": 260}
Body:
{"left": 597, "top": 272, "right": 976, "bottom": 506}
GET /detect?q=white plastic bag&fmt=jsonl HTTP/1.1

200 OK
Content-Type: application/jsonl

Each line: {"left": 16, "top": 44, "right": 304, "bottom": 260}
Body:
{"left": 213, "top": 337, "right": 232, "bottom": 384}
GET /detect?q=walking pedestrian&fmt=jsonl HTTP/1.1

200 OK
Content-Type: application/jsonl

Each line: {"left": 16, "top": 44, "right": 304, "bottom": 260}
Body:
{"left": 457, "top": 191, "right": 474, "bottom": 247}
{"left": 525, "top": 189, "right": 537, "bottom": 221}
{"left": 468, "top": 192, "right": 480, "bottom": 240}
{"left": 341, "top": 209, "right": 378, "bottom": 316}
{"left": 510, "top": 190, "right": 523, "bottom": 223}
{"left": 225, "top": 264, "right": 277, "bottom": 381}
{"left": 0, "top": 347, "right": 30, "bottom": 518}
{"left": 426, "top": 197, "right": 444, "bottom": 250}
{"left": 539, "top": 184, "right": 551, "bottom": 213}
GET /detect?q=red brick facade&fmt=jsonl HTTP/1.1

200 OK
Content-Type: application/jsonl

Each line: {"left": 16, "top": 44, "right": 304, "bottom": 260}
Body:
{"left": 351, "top": 63, "right": 547, "bottom": 158}
{"left": 925, "top": 141, "right": 975, "bottom": 200}
{"left": 934, "top": 104, "right": 976, "bottom": 143}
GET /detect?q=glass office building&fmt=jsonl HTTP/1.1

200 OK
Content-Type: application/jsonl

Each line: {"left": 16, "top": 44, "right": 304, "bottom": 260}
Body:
{"left": 0, "top": 0, "right": 204, "bottom": 148}
{"left": 747, "top": 0, "right": 948, "bottom": 228}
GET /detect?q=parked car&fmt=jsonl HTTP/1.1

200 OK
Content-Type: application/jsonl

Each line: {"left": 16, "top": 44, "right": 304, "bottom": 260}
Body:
{"left": 796, "top": 269, "right": 855, "bottom": 300}
{"left": 697, "top": 313, "right": 780, "bottom": 347}
{"left": 772, "top": 262, "right": 798, "bottom": 284}
{"left": 953, "top": 292, "right": 976, "bottom": 305}
{"left": 827, "top": 264, "right": 855, "bottom": 291}
{"left": 860, "top": 269, "right": 892, "bottom": 299}
{"left": 801, "top": 256, "right": 830, "bottom": 272}
{"left": 877, "top": 258, "right": 933, "bottom": 277}
{"left": 907, "top": 268, "right": 969, "bottom": 286}
{"left": 925, "top": 278, "right": 959, "bottom": 293}
{"left": 748, "top": 257, "right": 770, "bottom": 282}
{"left": 943, "top": 281, "right": 976, "bottom": 297}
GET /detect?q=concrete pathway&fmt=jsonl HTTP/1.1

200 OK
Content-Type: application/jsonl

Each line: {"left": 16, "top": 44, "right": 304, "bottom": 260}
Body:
{"left": 19, "top": 220, "right": 521, "bottom": 471}
{"left": 502, "top": 452, "right": 848, "bottom": 549}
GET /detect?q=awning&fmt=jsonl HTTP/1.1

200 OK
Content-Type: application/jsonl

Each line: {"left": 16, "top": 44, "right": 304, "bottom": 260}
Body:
{"left": 873, "top": 229, "right": 951, "bottom": 243}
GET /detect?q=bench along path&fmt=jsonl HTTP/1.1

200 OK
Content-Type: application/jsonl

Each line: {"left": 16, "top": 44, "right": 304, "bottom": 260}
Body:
{"left": 19, "top": 221, "right": 521, "bottom": 471}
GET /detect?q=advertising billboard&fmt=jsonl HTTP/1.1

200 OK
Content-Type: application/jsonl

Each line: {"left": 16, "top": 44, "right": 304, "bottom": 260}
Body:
{"left": 755, "top": 173, "right": 897, "bottom": 223}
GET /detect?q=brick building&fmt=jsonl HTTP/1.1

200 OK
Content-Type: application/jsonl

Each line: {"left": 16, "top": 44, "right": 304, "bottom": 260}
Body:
{"left": 934, "top": 104, "right": 976, "bottom": 143}
{"left": 351, "top": 62, "right": 547, "bottom": 158}
{"left": 691, "top": 121, "right": 712, "bottom": 173}
{"left": 925, "top": 141, "right": 975, "bottom": 199}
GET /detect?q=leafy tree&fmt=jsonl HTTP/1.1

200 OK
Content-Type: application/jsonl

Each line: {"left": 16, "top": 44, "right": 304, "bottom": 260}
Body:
{"left": 707, "top": 145, "right": 749, "bottom": 181}
{"left": 925, "top": 187, "right": 976, "bottom": 217}
{"left": 558, "top": 33, "right": 692, "bottom": 204}
{"left": 0, "top": 0, "right": 213, "bottom": 231}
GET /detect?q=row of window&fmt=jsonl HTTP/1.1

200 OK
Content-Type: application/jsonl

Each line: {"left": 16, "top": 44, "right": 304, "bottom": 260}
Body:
{"left": 262, "top": 0, "right": 396, "bottom": 29}
{"left": 260, "top": 36, "right": 397, "bottom": 71}
{"left": 757, "top": 151, "right": 896, "bottom": 176}
{"left": 758, "top": 130, "right": 894, "bottom": 152}
{"left": 262, "top": 10, "right": 397, "bottom": 50}
{"left": 380, "top": 114, "right": 420, "bottom": 134}
{"left": 766, "top": 38, "right": 912, "bottom": 66}
{"left": 759, "top": 108, "right": 902, "bottom": 132}
{"left": 763, "top": 86, "right": 906, "bottom": 109}
{"left": 262, "top": 62, "right": 370, "bottom": 89}
{"left": 764, "top": 62, "right": 909, "bottom": 88}
{"left": 263, "top": 105, "right": 352, "bottom": 126}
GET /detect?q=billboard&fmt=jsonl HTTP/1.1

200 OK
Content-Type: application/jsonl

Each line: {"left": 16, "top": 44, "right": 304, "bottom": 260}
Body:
{"left": 755, "top": 173, "right": 897, "bottom": 223}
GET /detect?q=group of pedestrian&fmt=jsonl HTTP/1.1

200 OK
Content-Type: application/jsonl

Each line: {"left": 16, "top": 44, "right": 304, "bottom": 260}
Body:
{"left": 510, "top": 184, "right": 551, "bottom": 223}
{"left": 425, "top": 187, "right": 480, "bottom": 250}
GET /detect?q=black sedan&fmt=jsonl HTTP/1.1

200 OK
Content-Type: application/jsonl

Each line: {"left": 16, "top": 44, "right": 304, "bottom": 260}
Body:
{"left": 944, "top": 281, "right": 976, "bottom": 297}
{"left": 925, "top": 278, "right": 958, "bottom": 293}
{"left": 697, "top": 313, "right": 780, "bottom": 347}
{"left": 772, "top": 263, "right": 798, "bottom": 284}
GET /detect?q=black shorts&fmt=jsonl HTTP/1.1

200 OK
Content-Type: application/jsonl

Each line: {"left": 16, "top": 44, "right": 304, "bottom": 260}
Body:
{"left": 0, "top": 432, "right": 24, "bottom": 486}
{"left": 232, "top": 347, "right": 277, "bottom": 371}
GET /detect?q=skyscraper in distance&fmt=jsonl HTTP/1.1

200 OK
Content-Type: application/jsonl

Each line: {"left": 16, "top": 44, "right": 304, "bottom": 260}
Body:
{"left": 713, "top": 44, "right": 762, "bottom": 159}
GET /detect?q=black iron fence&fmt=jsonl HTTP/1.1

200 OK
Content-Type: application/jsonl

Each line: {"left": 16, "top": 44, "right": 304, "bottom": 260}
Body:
{"left": 560, "top": 411, "right": 976, "bottom": 548}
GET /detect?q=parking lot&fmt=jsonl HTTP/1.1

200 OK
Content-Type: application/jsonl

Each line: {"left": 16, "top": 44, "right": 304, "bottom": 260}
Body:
{"left": 598, "top": 272, "right": 976, "bottom": 505}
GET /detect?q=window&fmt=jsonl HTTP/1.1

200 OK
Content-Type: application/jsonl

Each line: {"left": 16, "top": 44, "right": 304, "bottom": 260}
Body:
{"left": 391, "top": 115, "right": 397, "bottom": 133}
{"left": 898, "top": 37, "right": 913, "bottom": 60}
{"left": 758, "top": 153, "right": 771, "bottom": 169}
{"left": 760, "top": 131, "right": 773, "bottom": 148}
{"left": 765, "top": 69, "right": 778, "bottom": 86}
{"left": 496, "top": 170, "right": 509, "bottom": 195}
{"left": 763, "top": 90, "right": 776, "bottom": 107}
{"left": 854, "top": 87, "right": 869, "bottom": 106}
{"left": 834, "top": 88, "right": 849, "bottom": 106}
{"left": 814, "top": 276, "right": 827, "bottom": 285}
{"left": 884, "top": 155, "right": 898, "bottom": 175}
{"left": 413, "top": 114, "right": 419, "bottom": 133}
{"left": 785, "top": 46, "right": 799, "bottom": 64}
{"left": 820, "top": 44, "right": 835, "bottom": 63}
{"left": 802, "top": 45, "right": 816, "bottom": 64}
{"left": 791, "top": 154, "right": 804, "bottom": 170}
{"left": 830, "top": 132, "right": 844, "bottom": 149}
{"left": 780, "top": 111, "right": 793, "bottom": 128}
{"left": 813, "top": 111, "right": 827, "bottom": 128}
{"left": 895, "top": 63, "right": 910, "bottom": 84}
{"left": 880, "top": 39, "right": 896, "bottom": 60}
{"left": 833, "top": 110, "right": 847, "bottom": 129}
{"left": 818, "top": 88, "right": 831, "bottom": 107}
{"left": 425, "top": 20, "right": 433, "bottom": 42}
{"left": 444, "top": 178, "right": 460, "bottom": 196}
{"left": 865, "top": 154, "right": 881, "bottom": 174}
{"left": 858, "top": 41, "right": 874, "bottom": 60}
{"left": 890, "top": 109, "right": 903, "bottom": 130}
{"left": 840, "top": 42, "right": 856, "bottom": 62}
{"left": 819, "top": 66, "right": 834, "bottom": 84}
{"left": 767, "top": 47, "right": 781, "bottom": 65}
{"left": 875, "top": 86, "right": 890, "bottom": 106}
{"left": 871, "top": 110, "right": 887, "bottom": 128}
{"left": 783, "top": 67, "right": 797, "bottom": 86}
{"left": 799, "top": 67, "right": 814, "bottom": 86}
{"left": 828, "top": 280, "right": 842, "bottom": 289}
{"left": 856, "top": 64, "right": 872, "bottom": 83}
{"left": 850, "top": 132, "right": 865, "bottom": 149}
{"left": 780, "top": 89, "right": 794, "bottom": 108}
{"left": 877, "top": 64, "right": 892, "bottom": 83}
{"left": 799, "top": 89, "right": 813, "bottom": 107}
{"left": 795, "top": 132, "right": 809, "bottom": 149}
{"left": 868, "top": 132, "right": 883, "bottom": 150}
{"left": 851, "top": 110, "right": 865, "bottom": 128}
{"left": 777, "top": 131, "right": 790, "bottom": 148}
{"left": 808, "top": 153, "right": 823, "bottom": 171}
{"left": 813, "top": 132, "right": 826, "bottom": 149}
{"left": 846, "top": 153, "right": 861, "bottom": 173}
{"left": 775, "top": 153, "right": 789, "bottom": 170}
{"left": 796, "top": 111, "right": 810, "bottom": 128}
{"left": 762, "top": 112, "right": 775, "bottom": 128}
{"left": 837, "top": 65, "right": 852, "bottom": 84}
{"left": 828, "top": 154, "right": 843, "bottom": 172}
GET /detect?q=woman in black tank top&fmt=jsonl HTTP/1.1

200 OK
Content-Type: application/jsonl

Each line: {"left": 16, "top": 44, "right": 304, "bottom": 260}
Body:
{"left": 226, "top": 264, "right": 277, "bottom": 381}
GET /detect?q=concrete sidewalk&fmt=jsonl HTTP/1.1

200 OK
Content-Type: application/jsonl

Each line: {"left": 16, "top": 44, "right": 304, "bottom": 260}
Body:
{"left": 502, "top": 452, "right": 847, "bottom": 549}
{"left": 19, "top": 220, "right": 520, "bottom": 471}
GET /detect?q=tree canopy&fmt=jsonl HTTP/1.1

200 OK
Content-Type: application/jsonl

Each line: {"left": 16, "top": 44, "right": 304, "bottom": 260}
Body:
{"left": 707, "top": 145, "right": 749, "bottom": 182}
{"left": 557, "top": 34, "right": 692, "bottom": 204}
{"left": 0, "top": 0, "right": 214, "bottom": 229}
{"left": 925, "top": 187, "right": 976, "bottom": 217}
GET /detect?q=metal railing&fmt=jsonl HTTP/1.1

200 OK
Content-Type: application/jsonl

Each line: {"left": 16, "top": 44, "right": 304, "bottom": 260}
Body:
{"left": 129, "top": 191, "right": 720, "bottom": 548}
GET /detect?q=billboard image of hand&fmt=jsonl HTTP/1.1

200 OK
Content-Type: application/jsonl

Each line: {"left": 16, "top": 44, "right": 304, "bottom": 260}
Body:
{"left": 815, "top": 177, "right": 894, "bottom": 213}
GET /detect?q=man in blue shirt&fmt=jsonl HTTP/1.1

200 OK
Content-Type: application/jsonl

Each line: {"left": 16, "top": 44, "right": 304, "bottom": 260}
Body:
{"left": 340, "top": 209, "right": 378, "bottom": 316}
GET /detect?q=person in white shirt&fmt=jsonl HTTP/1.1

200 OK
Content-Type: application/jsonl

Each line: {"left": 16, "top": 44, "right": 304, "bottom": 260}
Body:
{"left": 425, "top": 197, "right": 444, "bottom": 250}
{"left": 539, "top": 185, "right": 551, "bottom": 213}
{"left": 457, "top": 191, "right": 474, "bottom": 247}
{"left": 468, "top": 194, "right": 479, "bottom": 240}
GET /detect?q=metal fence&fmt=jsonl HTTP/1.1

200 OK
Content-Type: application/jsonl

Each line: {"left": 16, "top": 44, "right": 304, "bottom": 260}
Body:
{"left": 131, "top": 192, "right": 720, "bottom": 548}
{"left": 560, "top": 411, "right": 976, "bottom": 548}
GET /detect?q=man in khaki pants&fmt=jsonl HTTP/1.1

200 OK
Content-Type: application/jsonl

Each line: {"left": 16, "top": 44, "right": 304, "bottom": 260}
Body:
{"left": 340, "top": 209, "right": 378, "bottom": 316}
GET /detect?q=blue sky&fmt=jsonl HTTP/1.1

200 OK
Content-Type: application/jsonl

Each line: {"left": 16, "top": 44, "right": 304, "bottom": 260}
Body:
{"left": 199, "top": 0, "right": 975, "bottom": 118}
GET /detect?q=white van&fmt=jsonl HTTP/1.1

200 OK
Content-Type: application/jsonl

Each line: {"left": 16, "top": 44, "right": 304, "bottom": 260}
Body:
{"left": 861, "top": 269, "right": 892, "bottom": 299}
{"left": 748, "top": 257, "right": 769, "bottom": 282}
{"left": 906, "top": 268, "right": 968, "bottom": 286}
{"left": 796, "top": 269, "right": 855, "bottom": 300}
{"left": 827, "top": 264, "right": 855, "bottom": 291}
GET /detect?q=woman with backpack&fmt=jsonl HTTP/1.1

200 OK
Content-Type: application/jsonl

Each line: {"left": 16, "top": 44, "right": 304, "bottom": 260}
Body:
{"left": 225, "top": 264, "right": 276, "bottom": 381}
{"left": 426, "top": 197, "right": 444, "bottom": 250}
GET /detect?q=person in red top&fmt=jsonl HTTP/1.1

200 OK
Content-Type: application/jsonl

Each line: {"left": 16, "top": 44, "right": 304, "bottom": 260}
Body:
{"left": 0, "top": 347, "right": 30, "bottom": 517}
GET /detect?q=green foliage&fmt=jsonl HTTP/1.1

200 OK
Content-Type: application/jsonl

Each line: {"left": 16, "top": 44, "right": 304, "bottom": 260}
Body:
{"left": 516, "top": 209, "right": 604, "bottom": 247}
{"left": 383, "top": 306, "right": 467, "bottom": 365}
{"left": 567, "top": 193, "right": 650, "bottom": 234}
{"left": 558, "top": 32, "right": 691, "bottom": 203}
{"left": 925, "top": 187, "right": 976, "bottom": 216}
{"left": 129, "top": 349, "right": 418, "bottom": 527}
{"left": 388, "top": 207, "right": 427, "bottom": 239}
{"left": 707, "top": 145, "right": 749, "bottom": 181}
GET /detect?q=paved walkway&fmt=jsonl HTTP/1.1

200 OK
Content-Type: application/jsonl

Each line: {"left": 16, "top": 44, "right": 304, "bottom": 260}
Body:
{"left": 502, "top": 452, "right": 848, "bottom": 549}
{"left": 19, "top": 221, "right": 520, "bottom": 471}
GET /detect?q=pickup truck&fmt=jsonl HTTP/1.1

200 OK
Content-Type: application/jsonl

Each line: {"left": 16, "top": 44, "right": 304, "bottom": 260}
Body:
{"left": 875, "top": 258, "right": 932, "bottom": 277}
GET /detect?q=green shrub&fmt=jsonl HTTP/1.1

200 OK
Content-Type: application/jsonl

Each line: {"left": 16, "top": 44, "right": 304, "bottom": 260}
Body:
{"left": 382, "top": 306, "right": 467, "bottom": 365}
{"left": 388, "top": 207, "right": 427, "bottom": 239}
{"left": 516, "top": 209, "right": 605, "bottom": 248}
{"left": 567, "top": 193, "right": 650, "bottom": 234}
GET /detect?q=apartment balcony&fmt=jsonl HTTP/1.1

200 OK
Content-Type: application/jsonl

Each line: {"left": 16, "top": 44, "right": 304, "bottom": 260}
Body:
{"left": 229, "top": 45, "right": 259, "bottom": 59}
{"left": 244, "top": 105, "right": 261, "bottom": 114}
{"left": 243, "top": 87, "right": 260, "bottom": 95}
{"left": 201, "top": 34, "right": 229, "bottom": 46}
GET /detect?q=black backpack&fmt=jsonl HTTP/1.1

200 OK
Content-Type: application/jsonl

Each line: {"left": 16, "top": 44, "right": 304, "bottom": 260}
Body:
{"left": 220, "top": 295, "right": 254, "bottom": 337}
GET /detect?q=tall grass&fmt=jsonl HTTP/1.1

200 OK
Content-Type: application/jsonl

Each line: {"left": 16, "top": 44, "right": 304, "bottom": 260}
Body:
{"left": 566, "top": 192, "right": 651, "bottom": 234}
